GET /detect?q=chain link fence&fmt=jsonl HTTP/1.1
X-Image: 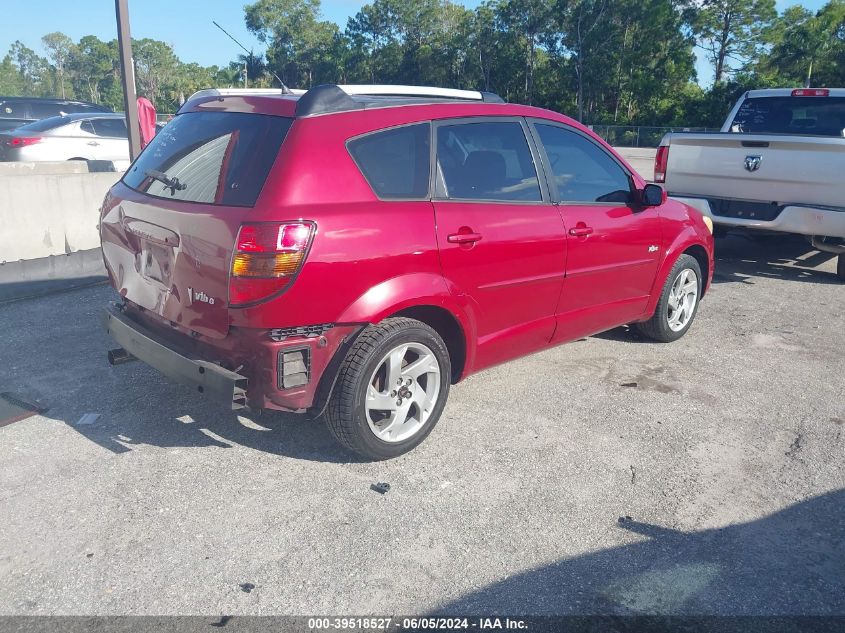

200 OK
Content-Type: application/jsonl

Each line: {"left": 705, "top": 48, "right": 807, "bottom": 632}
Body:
{"left": 588, "top": 125, "right": 715, "bottom": 148}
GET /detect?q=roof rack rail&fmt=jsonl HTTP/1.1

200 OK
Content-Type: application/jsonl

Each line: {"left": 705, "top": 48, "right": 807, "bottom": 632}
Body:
{"left": 186, "top": 87, "right": 306, "bottom": 102}
{"left": 295, "top": 84, "right": 505, "bottom": 117}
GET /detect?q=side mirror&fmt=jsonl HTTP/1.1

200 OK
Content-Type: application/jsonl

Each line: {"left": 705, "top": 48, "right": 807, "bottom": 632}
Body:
{"left": 640, "top": 183, "right": 664, "bottom": 207}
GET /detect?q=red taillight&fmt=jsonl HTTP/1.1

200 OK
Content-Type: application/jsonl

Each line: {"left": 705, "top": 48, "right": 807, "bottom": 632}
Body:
{"left": 229, "top": 222, "right": 314, "bottom": 306}
{"left": 654, "top": 145, "right": 669, "bottom": 183}
{"left": 791, "top": 88, "right": 829, "bottom": 97}
{"left": 3, "top": 136, "right": 42, "bottom": 148}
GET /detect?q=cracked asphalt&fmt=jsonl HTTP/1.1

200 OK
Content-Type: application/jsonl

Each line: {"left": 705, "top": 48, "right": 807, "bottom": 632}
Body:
{"left": 0, "top": 233, "right": 843, "bottom": 615}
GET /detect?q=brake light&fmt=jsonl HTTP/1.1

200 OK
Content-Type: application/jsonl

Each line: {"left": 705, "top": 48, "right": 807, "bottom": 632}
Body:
{"left": 791, "top": 89, "right": 829, "bottom": 97}
{"left": 229, "top": 222, "right": 314, "bottom": 306}
{"left": 3, "top": 136, "right": 42, "bottom": 148}
{"left": 654, "top": 145, "right": 669, "bottom": 183}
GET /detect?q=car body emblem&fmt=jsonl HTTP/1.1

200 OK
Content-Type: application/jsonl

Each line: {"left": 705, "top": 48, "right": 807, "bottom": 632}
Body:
{"left": 744, "top": 155, "right": 762, "bottom": 172}
{"left": 187, "top": 287, "right": 215, "bottom": 305}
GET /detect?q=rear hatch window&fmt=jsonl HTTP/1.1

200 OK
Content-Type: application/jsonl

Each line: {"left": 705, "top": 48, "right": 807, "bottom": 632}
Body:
{"left": 730, "top": 97, "right": 845, "bottom": 137}
{"left": 123, "top": 111, "right": 292, "bottom": 207}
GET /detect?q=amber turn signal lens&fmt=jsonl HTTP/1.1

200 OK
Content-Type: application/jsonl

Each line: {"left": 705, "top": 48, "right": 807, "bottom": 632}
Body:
{"left": 231, "top": 252, "right": 304, "bottom": 278}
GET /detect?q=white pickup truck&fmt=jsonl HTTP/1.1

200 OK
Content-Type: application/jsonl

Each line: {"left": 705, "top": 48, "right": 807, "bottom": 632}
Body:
{"left": 656, "top": 88, "right": 845, "bottom": 281}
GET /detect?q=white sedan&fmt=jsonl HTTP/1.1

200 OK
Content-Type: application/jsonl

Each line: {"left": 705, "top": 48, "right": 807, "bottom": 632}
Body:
{"left": 0, "top": 113, "right": 131, "bottom": 170}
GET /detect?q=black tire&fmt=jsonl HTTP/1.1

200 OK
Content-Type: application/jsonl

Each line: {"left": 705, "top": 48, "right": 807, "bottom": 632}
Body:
{"left": 324, "top": 317, "right": 451, "bottom": 460}
{"left": 636, "top": 254, "right": 703, "bottom": 343}
{"left": 838, "top": 254, "right": 845, "bottom": 283}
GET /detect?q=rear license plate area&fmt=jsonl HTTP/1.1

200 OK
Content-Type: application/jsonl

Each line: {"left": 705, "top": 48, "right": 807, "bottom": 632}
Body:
{"left": 141, "top": 242, "right": 173, "bottom": 285}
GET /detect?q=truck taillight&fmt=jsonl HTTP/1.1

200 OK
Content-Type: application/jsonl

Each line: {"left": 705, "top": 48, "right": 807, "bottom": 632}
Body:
{"left": 791, "top": 88, "right": 829, "bottom": 97}
{"left": 229, "top": 222, "right": 314, "bottom": 306}
{"left": 654, "top": 145, "right": 669, "bottom": 183}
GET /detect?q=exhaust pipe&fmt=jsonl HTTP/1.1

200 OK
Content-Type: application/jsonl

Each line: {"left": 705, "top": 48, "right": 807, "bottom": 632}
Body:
{"left": 108, "top": 348, "right": 136, "bottom": 366}
{"left": 809, "top": 236, "right": 845, "bottom": 255}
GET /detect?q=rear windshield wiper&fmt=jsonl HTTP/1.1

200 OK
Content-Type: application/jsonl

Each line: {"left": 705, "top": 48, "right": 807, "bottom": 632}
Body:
{"left": 145, "top": 169, "right": 187, "bottom": 196}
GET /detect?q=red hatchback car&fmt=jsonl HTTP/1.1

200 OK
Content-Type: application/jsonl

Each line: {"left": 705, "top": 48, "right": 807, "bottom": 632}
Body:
{"left": 101, "top": 84, "right": 714, "bottom": 459}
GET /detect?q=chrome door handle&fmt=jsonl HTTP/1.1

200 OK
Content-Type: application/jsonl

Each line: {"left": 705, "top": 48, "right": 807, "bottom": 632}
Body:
{"left": 87, "top": 141, "right": 100, "bottom": 146}
{"left": 569, "top": 226, "right": 594, "bottom": 237}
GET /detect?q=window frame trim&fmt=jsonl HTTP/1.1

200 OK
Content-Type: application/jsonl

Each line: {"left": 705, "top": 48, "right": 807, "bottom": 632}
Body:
{"left": 526, "top": 118, "right": 637, "bottom": 207}
{"left": 431, "top": 115, "right": 551, "bottom": 205}
{"left": 344, "top": 121, "right": 434, "bottom": 202}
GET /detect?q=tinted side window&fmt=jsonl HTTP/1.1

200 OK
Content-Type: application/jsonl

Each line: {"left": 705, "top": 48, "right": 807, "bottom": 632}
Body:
{"left": 29, "top": 102, "right": 65, "bottom": 119}
{"left": 91, "top": 118, "right": 128, "bottom": 138}
{"left": 80, "top": 120, "right": 96, "bottom": 135}
{"left": 347, "top": 123, "right": 430, "bottom": 199}
{"left": 535, "top": 124, "right": 632, "bottom": 203}
{"left": 0, "top": 101, "right": 25, "bottom": 119}
{"left": 436, "top": 121, "right": 541, "bottom": 202}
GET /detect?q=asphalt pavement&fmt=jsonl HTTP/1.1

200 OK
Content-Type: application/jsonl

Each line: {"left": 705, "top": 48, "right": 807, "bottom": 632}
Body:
{"left": 0, "top": 234, "right": 842, "bottom": 615}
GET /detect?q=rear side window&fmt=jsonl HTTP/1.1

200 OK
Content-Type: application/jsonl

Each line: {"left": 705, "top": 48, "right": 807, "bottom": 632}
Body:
{"left": 535, "top": 124, "right": 632, "bottom": 203}
{"left": 730, "top": 97, "right": 845, "bottom": 137}
{"left": 123, "top": 112, "right": 292, "bottom": 207}
{"left": 0, "top": 101, "right": 24, "bottom": 119}
{"left": 436, "top": 121, "right": 542, "bottom": 202}
{"left": 29, "top": 102, "right": 65, "bottom": 119}
{"left": 91, "top": 118, "right": 127, "bottom": 138}
{"left": 347, "top": 123, "right": 430, "bottom": 199}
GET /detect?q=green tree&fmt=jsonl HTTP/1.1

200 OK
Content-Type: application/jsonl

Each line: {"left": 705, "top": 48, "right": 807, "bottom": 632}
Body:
{"left": 9, "top": 41, "right": 49, "bottom": 96}
{"left": 133, "top": 38, "right": 179, "bottom": 110}
{"left": 68, "top": 36, "right": 120, "bottom": 105}
{"left": 41, "top": 32, "right": 75, "bottom": 99}
{"left": 0, "top": 55, "right": 23, "bottom": 95}
{"left": 693, "top": 0, "right": 777, "bottom": 84}
{"left": 761, "top": 1, "right": 845, "bottom": 87}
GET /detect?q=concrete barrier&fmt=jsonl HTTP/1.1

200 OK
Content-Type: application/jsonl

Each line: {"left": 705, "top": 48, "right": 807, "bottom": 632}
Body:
{"left": 0, "top": 168, "right": 122, "bottom": 301}
{"left": 0, "top": 161, "right": 92, "bottom": 176}
{"left": 0, "top": 171, "right": 122, "bottom": 261}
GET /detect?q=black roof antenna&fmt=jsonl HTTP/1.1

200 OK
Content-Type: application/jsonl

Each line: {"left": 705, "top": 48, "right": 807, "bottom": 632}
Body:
{"left": 211, "top": 20, "right": 292, "bottom": 94}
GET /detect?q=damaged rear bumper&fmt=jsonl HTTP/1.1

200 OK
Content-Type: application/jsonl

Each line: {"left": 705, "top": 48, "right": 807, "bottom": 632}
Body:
{"left": 102, "top": 302, "right": 249, "bottom": 409}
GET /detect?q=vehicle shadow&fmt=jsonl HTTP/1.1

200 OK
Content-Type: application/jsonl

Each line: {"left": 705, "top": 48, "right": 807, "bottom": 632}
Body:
{"left": 54, "top": 372, "right": 366, "bottom": 463}
{"left": 712, "top": 233, "right": 840, "bottom": 285}
{"left": 430, "top": 489, "right": 845, "bottom": 617}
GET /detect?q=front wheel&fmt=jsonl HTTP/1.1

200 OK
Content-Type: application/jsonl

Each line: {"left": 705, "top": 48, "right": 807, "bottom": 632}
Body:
{"left": 636, "top": 254, "right": 703, "bottom": 343}
{"left": 324, "top": 317, "right": 451, "bottom": 460}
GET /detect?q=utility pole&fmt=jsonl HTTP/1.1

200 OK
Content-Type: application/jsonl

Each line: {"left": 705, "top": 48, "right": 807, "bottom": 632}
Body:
{"left": 115, "top": 0, "right": 141, "bottom": 159}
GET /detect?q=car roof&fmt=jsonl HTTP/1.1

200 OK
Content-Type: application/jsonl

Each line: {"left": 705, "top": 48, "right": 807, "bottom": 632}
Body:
{"left": 181, "top": 84, "right": 507, "bottom": 118}
{"left": 0, "top": 96, "right": 109, "bottom": 108}
{"left": 54, "top": 112, "right": 126, "bottom": 121}
{"left": 178, "top": 84, "right": 583, "bottom": 130}
{"left": 745, "top": 88, "right": 845, "bottom": 98}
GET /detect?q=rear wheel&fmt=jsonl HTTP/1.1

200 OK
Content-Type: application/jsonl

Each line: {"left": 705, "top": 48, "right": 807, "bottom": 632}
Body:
{"left": 838, "top": 254, "right": 845, "bottom": 283}
{"left": 324, "top": 317, "right": 451, "bottom": 460}
{"left": 637, "top": 254, "right": 702, "bottom": 343}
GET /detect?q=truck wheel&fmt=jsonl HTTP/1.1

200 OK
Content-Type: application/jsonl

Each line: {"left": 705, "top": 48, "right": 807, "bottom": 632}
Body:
{"left": 838, "top": 254, "right": 845, "bottom": 283}
{"left": 636, "top": 254, "right": 702, "bottom": 343}
{"left": 324, "top": 317, "right": 451, "bottom": 460}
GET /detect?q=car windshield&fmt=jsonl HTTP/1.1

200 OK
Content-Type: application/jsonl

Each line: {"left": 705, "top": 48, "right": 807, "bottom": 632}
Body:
{"left": 729, "top": 96, "right": 845, "bottom": 137}
{"left": 14, "top": 115, "right": 72, "bottom": 133}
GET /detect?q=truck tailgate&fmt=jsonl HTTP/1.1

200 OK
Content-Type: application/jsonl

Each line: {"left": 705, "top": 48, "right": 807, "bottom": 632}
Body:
{"left": 664, "top": 134, "right": 844, "bottom": 208}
